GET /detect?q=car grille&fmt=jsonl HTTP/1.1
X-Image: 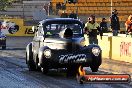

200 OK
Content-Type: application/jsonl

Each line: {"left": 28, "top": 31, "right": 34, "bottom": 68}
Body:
{"left": 66, "top": 42, "right": 80, "bottom": 53}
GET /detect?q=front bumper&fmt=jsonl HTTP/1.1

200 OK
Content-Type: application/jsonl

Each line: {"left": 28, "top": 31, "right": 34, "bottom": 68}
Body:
{"left": 41, "top": 50, "right": 93, "bottom": 68}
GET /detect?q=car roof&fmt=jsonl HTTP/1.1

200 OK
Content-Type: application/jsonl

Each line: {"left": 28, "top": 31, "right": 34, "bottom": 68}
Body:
{"left": 39, "top": 18, "right": 83, "bottom": 28}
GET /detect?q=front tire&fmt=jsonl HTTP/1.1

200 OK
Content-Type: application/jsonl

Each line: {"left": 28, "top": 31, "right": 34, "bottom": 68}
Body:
{"left": 90, "top": 55, "right": 102, "bottom": 72}
{"left": 41, "top": 67, "right": 49, "bottom": 74}
{"left": 90, "top": 65, "right": 99, "bottom": 72}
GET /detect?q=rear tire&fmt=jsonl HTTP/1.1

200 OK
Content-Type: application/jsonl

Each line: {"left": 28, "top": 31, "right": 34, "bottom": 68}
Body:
{"left": 35, "top": 57, "right": 41, "bottom": 71}
{"left": 26, "top": 44, "right": 36, "bottom": 71}
{"left": 27, "top": 60, "right": 36, "bottom": 71}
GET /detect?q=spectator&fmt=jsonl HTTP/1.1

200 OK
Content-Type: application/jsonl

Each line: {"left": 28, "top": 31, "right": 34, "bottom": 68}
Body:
{"left": 84, "top": 15, "right": 102, "bottom": 44}
{"left": 69, "top": 11, "right": 77, "bottom": 19}
{"left": 60, "top": 11, "right": 68, "bottom": 18}
{"left": 125, "top": 15, "right": 132, "bottom": 36}
{"left": 48, "top": 2, "right": 53, "bottom": 15}
{"left": 56, "top": 2, "right": 61, "bottom": 15}
{"left": 43, "top": 3, "right": 48, "bottom": 15}
{"left": 61, "top": 3, "right": 66, "bottom": 10}
{"left": 100, "top": 18, "right": 108, "bottom": 33}
{"left": 110, "top": 9, "right": 120, "bottom": 36}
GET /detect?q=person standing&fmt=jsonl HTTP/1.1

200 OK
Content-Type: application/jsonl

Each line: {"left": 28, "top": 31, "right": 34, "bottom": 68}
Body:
{"left": 56, "top": 2, "right": 61, "bottom": 15}
{"left": 69, "top": 10, "right": 77, "bottom": 19}
{"left": 84, "top": 15, "right": 102, "bottom": 44}
{"left": 125, "top": 15, "right": 132, "bottom": 36}
{"left": 110, "top": 9, "right": 120, "bottom": 36}
{"left": 60, "top": 10, "right": 68, "bottom": 18}
{"left": 61, "top": 3, "right": 66, "bottom": 10}
{"left": 43, "top": 3, "right": 48, "bottom": 15}
{"left": 100, "top": 18, "right": 108, "bottom": 33}
{"left": 48, "top": 2, "right": 53, "bottom": 15}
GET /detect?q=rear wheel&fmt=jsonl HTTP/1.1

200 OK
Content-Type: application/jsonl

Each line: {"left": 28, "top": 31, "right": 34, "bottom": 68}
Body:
{"left": 35, "top": 56, "right": 41, "bottom": 71}
{"left": 27, "top": 60, "right": 36, "bottom": 71}
{"left": 26, "top": 44, "right": 36, "bottom": 71}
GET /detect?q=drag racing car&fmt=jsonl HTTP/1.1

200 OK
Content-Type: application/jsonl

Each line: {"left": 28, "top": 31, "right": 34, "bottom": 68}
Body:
{"left": 26, "top": 18, "right": 102, "bottom": 75}
{"left": 0, "top": 32, "right": 6, "bottom": 49}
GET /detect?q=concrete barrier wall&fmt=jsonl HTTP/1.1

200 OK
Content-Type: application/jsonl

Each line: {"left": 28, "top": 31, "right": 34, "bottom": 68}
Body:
{"left": 97, "top": 36, "right": 132, "bottom": 63}
{"left": 86, "top": 35, "right": 132, "bottom": 63}
{"left": 98, "top": 36, "right": 111, "bottom": 59}
{"left": 111, "top": 36, "right": 132, "bottom": 63}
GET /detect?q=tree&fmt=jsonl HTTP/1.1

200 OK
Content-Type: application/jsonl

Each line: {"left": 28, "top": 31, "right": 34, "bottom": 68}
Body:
{"left": 0, "top": 0, "right": 16, "bottom": 10}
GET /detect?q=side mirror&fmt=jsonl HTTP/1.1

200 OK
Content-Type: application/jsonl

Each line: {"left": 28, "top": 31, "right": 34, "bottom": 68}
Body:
{"left": 32, "top": 26, "right": 38, "bottom": 33}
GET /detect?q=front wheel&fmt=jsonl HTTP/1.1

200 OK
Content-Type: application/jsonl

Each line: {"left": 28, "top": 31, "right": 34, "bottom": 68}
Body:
{"left": 90, "top": 54, "right": 102, "bottom": 72}
{"left": 90, "top": 65, "right": 99, "bottom": 72}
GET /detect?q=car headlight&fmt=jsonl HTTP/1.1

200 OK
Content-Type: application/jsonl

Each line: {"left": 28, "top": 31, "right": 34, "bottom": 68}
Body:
{"left": 92, "top": 47, "right": 100, "bottom": 56}
{"left": 43, "top": 49, "right": 51, "bottom": 58}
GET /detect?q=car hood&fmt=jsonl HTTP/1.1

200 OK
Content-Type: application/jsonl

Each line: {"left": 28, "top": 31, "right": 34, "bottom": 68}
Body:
{"left": 44, "top": 37, "right": 85, "bottom": 50}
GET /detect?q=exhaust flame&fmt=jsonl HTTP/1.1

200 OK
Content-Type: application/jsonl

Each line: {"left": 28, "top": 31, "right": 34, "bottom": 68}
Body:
{"left": 78, "top": 66, "right": 85, "bottom": 76}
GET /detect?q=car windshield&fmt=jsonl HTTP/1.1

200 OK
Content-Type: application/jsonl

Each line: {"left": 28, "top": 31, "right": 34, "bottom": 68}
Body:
{"left": 44, "top": 23, "right": 83, "bottom": 37}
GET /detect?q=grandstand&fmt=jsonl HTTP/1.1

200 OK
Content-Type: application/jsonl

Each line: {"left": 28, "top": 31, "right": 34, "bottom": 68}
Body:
{"left": 51, "top": 0, "right": 132, "bottom": 32}
{"left": 0, "top": 0, "right": 131, "bottom": 30}
{"left": 51, "top": 0, "right": 131, "bottom": 22}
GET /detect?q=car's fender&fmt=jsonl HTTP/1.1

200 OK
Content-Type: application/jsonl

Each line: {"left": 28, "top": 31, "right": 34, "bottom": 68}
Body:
{"left": 87, "top": 44, "right": 102, "bottom": 66}
{"left": 82, "top": 44, "right": 102, "bottom": 57}
{"left": 26, "top": 42, "right": 33, "bottom": 63}
{"left": 38, "top": 46, "right": 50, "bottom": 66}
